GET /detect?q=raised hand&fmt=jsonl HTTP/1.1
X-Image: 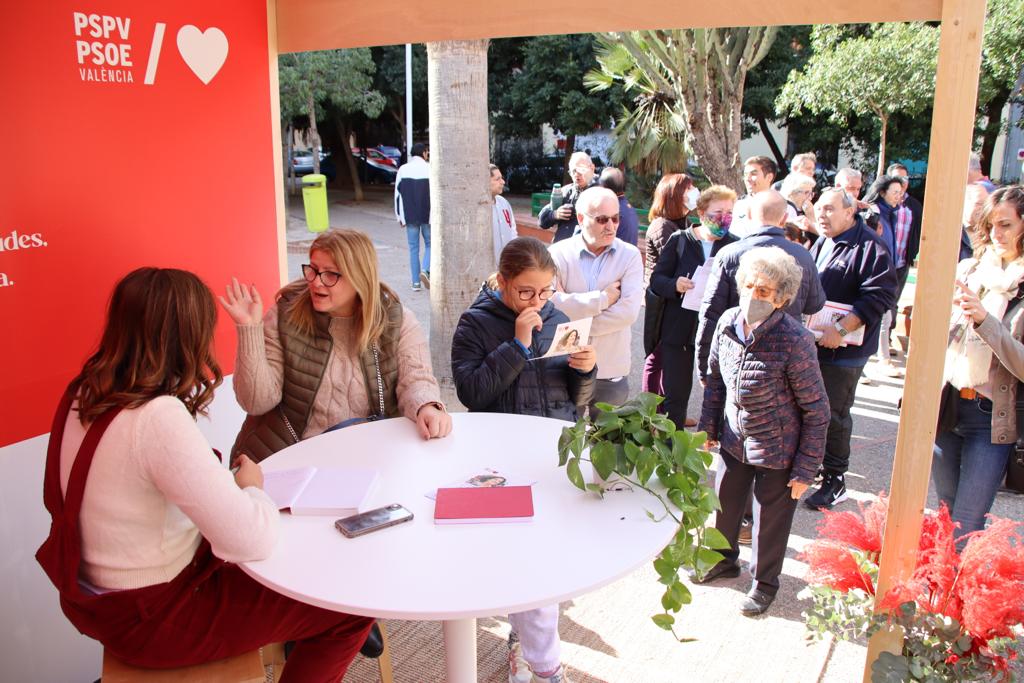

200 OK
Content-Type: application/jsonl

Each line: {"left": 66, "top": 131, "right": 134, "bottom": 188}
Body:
{"left": 219, "top": 277, "right": 263, "bottom": 326}
{"left": 514, "top": 306, "right": 544, "bottom": 348}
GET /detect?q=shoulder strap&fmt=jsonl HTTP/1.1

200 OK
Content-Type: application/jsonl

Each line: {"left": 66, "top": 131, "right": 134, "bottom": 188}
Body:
{"left": 41, "top": 388, "right": 76, "bottom": 517}
{"left": 62, "top": 406, "right": 123, "bottom": 523}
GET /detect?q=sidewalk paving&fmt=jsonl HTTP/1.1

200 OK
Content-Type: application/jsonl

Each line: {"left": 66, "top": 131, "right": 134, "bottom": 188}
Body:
{"left": 288, "top": 186, "right": 1024, "bottom": 682}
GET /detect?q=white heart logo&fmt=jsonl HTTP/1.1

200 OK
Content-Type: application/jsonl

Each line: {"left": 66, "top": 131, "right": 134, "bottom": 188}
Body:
{"left": 176, "top": 26, "right": 228, "bottom": 85}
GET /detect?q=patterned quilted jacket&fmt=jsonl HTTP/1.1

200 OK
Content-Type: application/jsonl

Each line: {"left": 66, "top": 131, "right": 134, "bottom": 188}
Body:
{"left": 698, "top": 307, "right": 830, "bottom": 484}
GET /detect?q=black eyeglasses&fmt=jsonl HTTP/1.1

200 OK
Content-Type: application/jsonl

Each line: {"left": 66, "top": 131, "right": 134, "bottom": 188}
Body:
{"left": 513, "top": 286, "right": 556, "bottom": 301}
{"left": 583, "top": 213, "right": 621, "bottom": 225}
{"left": 302, "top": 264, "right": 343, "bottom": 287}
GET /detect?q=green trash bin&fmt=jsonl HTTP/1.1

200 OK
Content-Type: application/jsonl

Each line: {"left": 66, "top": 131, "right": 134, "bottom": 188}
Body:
{"left": 301, "top": 174, "right": 329, "bottom": 233}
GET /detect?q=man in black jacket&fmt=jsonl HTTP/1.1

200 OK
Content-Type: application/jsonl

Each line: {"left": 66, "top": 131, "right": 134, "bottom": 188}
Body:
{"left": 538, "top": 152, "right": 597, "bottom": 243}
{"left": 696, "top": 191, "right": 826, "bottom": 378}
{"left": 805, "top": 189, "right": 897, "bottom": 510}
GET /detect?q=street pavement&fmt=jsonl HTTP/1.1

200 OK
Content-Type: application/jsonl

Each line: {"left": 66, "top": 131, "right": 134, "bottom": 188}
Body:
{"left": 288, "top": 185, "right": 1023, "bottom": 682}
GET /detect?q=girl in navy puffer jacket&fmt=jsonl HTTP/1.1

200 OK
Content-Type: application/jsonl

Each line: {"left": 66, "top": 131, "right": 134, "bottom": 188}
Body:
{"left": 451, "top": 237, "right": 596, "bottom": 683}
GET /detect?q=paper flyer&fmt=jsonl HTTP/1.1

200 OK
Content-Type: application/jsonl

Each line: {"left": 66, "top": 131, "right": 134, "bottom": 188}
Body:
{"left": 681, "top": 261, "right": 713, "bottom": 311}
{"left": 535, "top": 317, "right": 592, "bottom": 359}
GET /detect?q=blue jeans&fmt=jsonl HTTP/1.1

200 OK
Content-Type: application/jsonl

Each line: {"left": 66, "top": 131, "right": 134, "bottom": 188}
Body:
{"left": 932, "top": 397, "right": 1011, "bottom": 538}
{"left": 405, "top": 224, "right": 431, "bottom": 284}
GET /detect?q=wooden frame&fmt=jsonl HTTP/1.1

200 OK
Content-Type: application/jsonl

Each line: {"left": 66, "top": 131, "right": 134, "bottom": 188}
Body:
{"left": 270, "top": 1, "right": 988, "bottom": 677}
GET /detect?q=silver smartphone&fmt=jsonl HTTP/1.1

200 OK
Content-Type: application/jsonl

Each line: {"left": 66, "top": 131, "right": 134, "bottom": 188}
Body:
{"left": 335, "top": 503, "right": 414, "bottom": 538}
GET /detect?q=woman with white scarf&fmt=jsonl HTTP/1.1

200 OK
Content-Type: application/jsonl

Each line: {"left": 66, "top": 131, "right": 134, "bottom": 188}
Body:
{"left": 935, "top": 185, "right": 1024, "bottom": 539}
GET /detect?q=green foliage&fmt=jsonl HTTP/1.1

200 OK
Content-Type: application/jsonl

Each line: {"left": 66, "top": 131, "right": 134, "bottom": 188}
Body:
{"left": 489, "top": 35, "right": 625, "bottom": 139}
{"left": 979, "top": 0, "right": 1024, "bottom": 106}
{"left": 556, "top": 392, "right": 718, "bottom": 639}
{"left": 777, "top": 23, "right": 938, "bottom": 127}
{"left": 776, "top": 23, "right": 938, "bottom": 173}
{"left": 588, "top": 28, "right": 776, "bottom": 190}
{"left": 370, "top": 44, "right": 428, "bottom": 138}
{"left": 279, "top": 49, "right": 385, "bottom": 124}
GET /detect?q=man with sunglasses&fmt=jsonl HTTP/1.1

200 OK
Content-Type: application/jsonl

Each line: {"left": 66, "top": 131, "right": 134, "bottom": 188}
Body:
{"left": 549, "top": 187, "right": 643, "bottom": 415}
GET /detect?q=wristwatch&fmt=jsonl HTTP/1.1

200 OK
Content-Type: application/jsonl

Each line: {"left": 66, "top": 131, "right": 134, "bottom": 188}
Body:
{"left": 834, "top": 321, "right": 850, "bottom": 338}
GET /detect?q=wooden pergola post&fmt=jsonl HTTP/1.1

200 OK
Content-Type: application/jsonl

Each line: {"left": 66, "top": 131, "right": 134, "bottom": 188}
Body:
{"left": 863, "top": 0, "right": 988, "bottom": 678}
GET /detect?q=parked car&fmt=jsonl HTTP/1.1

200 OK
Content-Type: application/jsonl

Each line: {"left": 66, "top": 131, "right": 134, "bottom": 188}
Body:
{"left": 289, "top": 149, "right": 336, "bottom": 182}
{"left": 352, "top": 146, "right": 399, "bottom": 184}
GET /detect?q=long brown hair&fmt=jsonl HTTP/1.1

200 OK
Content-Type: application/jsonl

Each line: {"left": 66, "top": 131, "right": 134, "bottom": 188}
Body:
{"left": 486, "top": 237, "right": 558, "bottom": 289}
{"left": 281, "top": 229, "right": 398, "bottom": 352}
{"left": 648, "top": 173, "right": 693, "bottom": 221}
{"left": 972, "top": 185, "right": 1024, "bottom": 258}
{"left": 71, "top": 268, "right": 222, "bottom": 422}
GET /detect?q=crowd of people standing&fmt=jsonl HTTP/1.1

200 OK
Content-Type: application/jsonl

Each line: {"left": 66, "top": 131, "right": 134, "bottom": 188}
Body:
{"left": 37, "top": 139, "right": 1024, "bottom": 683}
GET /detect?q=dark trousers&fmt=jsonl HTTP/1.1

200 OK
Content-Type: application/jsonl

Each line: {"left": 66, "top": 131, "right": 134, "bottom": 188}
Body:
{"left": 660, "top": 343, "right": 695, "bottom": 429}
{"left": 820, "top": 363, "right": 864, "bottom": 475}
{"left": 715, "top": 450, "right": 799, "bottom": 596}
{"left": 112, "top": 562, "right": 375, "bottom": 683}
{"left": 585, "top": 377, "right": 631, "bottom": 417}
{"left": 890, "top": 265, "right": 910, "bottom": 332}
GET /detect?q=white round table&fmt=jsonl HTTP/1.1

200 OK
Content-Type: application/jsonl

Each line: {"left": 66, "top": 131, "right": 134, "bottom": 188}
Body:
{"left": 241, "top": 412, "right": 677, "bottom": 682}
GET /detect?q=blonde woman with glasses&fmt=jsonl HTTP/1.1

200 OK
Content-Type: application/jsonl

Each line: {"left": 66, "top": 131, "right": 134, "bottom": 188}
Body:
{"left": 221, "top": 229, "right": 451, "bottom": 464}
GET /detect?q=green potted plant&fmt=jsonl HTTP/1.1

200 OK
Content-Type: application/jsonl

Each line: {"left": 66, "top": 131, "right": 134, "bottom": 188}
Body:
{"left": 556, "top": 392, "right": 728, "bottom": 637}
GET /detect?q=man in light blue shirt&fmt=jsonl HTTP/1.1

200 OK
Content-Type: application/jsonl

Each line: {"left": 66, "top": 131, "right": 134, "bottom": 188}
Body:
{"left": 549, "top": 187, "right": 644, "bottom": 415}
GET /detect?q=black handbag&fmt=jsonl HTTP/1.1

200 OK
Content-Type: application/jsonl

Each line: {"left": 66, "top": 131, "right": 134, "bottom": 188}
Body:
{"left": 1007, "top": 387, "right": 1024, "bottom": 494}
{"left": 642, "top": 228, "right": 688, "bottom": 357}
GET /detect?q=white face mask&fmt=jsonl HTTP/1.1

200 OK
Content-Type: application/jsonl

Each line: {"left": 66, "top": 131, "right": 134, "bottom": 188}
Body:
{"left": 685, "top": 186, "right": 701, "bottom": 211}
{"left": 740, "top": 295, "right": 775, "bottom": 325}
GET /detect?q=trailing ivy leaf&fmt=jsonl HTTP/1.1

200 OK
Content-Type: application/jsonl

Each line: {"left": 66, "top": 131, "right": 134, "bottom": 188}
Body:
{"left": 566, "top": 457, "right": 585, "bottom": 490}
{"left": 637, "top": 451, "right": 657, "bottom": 485}
{"left": 636, "top": 392, "right": 664, "bottom": 414}
{"left": 557, "top": 428, "right": 573, "bottom": 466}
{"left": 614, "top": 444, "right": 632, "bottom": 474}
{"left": 651, "top": 613, "right": 675, "bottom": 630}
{"left": 623, "top": 440, "right": 641, "bottom": 463}
{"left": 696, "top": 547, "right": 724, "bottom": 571}
{"left": 653, "top": 558, "right": 676, "bottom": 581}
{"left": 591, "top": 441, "right": 616, "bottom": 480}
{"left": 703, "top": 527, "right": 731, "bottom": 550}
{"left": 595, "top": 411, "right": 623, "bottom": 429}
{"left": 585, "top": 483, "right": 605, "bottom": 497}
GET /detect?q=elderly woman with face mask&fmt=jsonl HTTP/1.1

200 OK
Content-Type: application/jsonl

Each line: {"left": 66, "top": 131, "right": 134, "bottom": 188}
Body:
{"left": 695, "top": 246, "right": 830, "bottom": 616}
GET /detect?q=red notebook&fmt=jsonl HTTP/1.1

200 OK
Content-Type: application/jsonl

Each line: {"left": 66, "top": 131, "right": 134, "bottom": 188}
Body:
{"left": 433, "top": 485, "right": 535, "bottom": 524}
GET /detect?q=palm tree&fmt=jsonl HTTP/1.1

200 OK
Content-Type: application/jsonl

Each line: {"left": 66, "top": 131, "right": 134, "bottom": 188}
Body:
{"left": 426, "top": 39, "right": 492, "bottom": 404}
{"left": 588, "top": 29, "right": 777, "bottom": 192}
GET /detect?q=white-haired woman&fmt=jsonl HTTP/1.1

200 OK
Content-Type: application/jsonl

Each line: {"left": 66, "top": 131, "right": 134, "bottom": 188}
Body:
{"left": 696, "top": 246, "right": 829, "bottom": 616}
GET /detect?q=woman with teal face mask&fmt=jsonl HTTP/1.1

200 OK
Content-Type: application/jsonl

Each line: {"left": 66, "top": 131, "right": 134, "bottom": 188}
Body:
{"left": 646, "top": 185, "right": 739, "bottom": 429}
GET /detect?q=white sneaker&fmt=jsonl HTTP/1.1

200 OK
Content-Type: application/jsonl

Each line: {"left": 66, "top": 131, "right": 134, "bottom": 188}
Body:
{"left": 508, "top": 637, "right": 532, "bottom": 683}
{"left": 532, "top": 666, "right": 572, "bottom": 683}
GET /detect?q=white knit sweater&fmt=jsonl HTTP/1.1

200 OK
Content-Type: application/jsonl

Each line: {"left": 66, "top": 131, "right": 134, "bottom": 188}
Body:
{"left": 59, "top": 396, "right": 279, "bottom": 590}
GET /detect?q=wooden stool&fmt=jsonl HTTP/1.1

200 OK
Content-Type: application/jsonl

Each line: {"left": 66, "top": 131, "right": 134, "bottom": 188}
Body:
{"left": 101, "top": 649, "right": 265, "bottom": 683}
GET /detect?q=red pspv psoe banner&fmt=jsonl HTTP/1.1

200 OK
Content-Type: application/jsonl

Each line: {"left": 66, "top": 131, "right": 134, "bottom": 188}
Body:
{"left": 0, "top": 1, "right": 282, "bottom": 445}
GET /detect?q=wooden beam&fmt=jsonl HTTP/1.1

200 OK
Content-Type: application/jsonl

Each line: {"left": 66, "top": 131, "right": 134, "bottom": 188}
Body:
{"left": 862, "top": 0, "right": 987, "bottom": 679}
{"left": 275, "top": 0, "right": 941, "bottom": 53}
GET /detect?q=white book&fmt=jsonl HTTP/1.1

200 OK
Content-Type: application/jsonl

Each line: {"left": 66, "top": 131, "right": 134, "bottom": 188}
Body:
{"left": 262, "top": 467, "right": 379, "bottom": 516}
{"left": 805, "top": 300, "right": 865, "bottom": 346}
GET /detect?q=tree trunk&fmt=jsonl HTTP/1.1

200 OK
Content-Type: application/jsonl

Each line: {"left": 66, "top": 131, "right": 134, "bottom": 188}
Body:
{"left": 562, "top": 132, "right": 576, "bottom": 183}
{"left": 979, "top": 87, "right": 1009, "bottom": 176}
{"left": 335, "top": 119, "right": 365, "bottom": 202}
{"left": 307, "top": 92, "right": 321, "bottom": 175}
{"left": 427, "top": 39, "right": 492, "bottom": 405}
{"left": 757, "top": 115, "right": 787, "bottom": 171}
{"left": 876, "top": 114, "right": 888, "bottom": 178}
{"left": 285, "top": 122, "right": 296, "bottom": 199}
